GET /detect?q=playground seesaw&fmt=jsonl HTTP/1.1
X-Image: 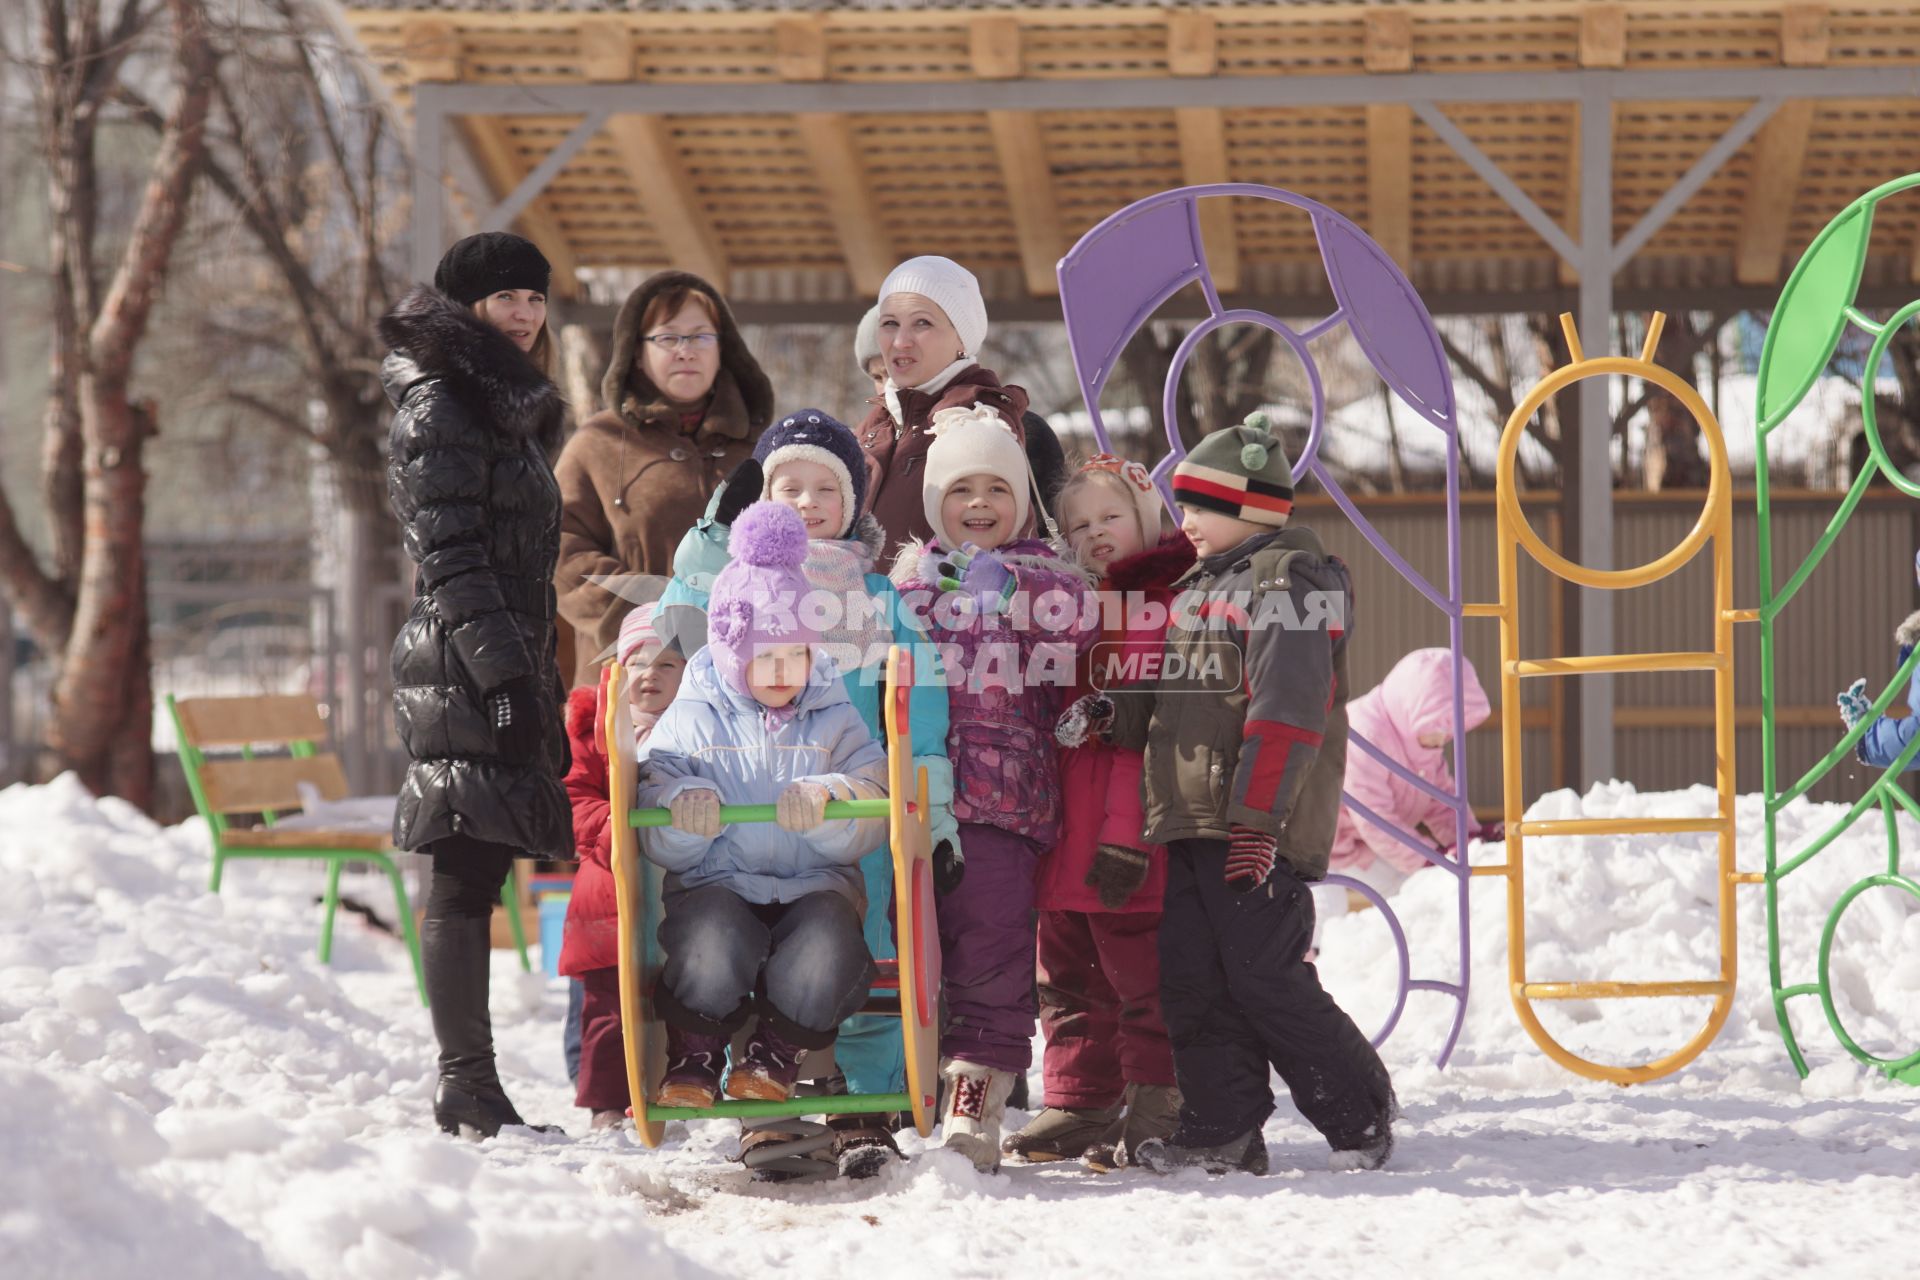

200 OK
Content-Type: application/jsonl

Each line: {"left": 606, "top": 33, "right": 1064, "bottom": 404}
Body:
{"left": 603, "top": 645, "right": 942, "bottom": 1148}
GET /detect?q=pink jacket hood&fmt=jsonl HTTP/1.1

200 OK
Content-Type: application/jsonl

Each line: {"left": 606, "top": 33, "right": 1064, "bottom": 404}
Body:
{"left": 1358, "top": 648, "right": 1490, "bottom": 772}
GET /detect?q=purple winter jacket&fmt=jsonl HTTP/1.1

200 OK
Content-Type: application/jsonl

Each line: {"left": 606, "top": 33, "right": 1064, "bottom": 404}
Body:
{"left": 894, "top": 537, "right": 1098, "bottom": 848}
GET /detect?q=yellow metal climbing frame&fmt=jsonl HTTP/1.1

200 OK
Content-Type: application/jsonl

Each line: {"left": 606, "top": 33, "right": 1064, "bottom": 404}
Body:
{"left": 1474, "top": 313, "right": 1750, "bottom": 1085}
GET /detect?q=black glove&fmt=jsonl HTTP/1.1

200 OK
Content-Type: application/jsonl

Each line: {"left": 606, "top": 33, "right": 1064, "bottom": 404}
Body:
{"left": 485, "top": 675, "right": 544, "bottom": 763}
{"left": 712, "top": 457, "right": 764, "bottom": 527}
{"left": 932, "top": 838, "right": 965, "bottom": 896}
{"left": 1084, "top": 843, "right": 1152, "bottom": 910}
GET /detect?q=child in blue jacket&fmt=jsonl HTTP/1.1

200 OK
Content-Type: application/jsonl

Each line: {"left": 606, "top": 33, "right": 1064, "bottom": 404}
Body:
{"left": 638, "top": 503, "right": 888, "bottom": 1109}
{"left": 658, "top": 409, "right": 956, "bottom": 1108}
{"left": 1837, "top": 549, "right": 1920, "bottom": 770}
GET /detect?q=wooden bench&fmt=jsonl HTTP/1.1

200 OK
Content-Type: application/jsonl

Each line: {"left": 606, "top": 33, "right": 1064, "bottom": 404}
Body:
{"left": 166, "top": 694, "right": 533, "bottom": 1004}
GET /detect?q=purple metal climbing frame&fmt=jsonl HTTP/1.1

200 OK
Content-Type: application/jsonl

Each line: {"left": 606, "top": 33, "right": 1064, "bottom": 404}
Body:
{"left": 1055, "top": 184, "right": 1475, "bottom": 1066}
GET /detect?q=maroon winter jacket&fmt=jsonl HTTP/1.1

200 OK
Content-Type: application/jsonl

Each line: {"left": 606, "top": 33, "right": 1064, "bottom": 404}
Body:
{"left": 1037, "top": 534, "right": 1196, "bottom": 914}
{"left": 857, "top": 363, "right": 1030, "bottom": 562}
{"left": 558, "top": 674, "right": 617, "bottom": 976}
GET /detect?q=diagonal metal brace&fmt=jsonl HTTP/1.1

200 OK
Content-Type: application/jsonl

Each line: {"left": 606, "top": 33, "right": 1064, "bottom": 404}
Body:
{"left": 480, "top": 107, "right": 612, "bottom": 233}
{"left": 1410, "top": 99, "right": 1581, "bottom": 264}
{"left": 1609, "top": 97, "right": 1783, "bottom": 271}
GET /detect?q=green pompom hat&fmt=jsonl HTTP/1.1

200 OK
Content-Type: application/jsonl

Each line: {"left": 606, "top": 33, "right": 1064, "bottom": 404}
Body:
{"left": 1170, "top": 411, "right": 1295, "bottom": 528}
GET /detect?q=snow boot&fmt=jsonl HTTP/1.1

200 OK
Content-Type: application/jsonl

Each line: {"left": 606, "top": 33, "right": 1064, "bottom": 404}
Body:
{"left": 939, "top": 1059, "right": 1016, "bottom": 1172}
{"left": 1084, "top": 1082, "right": 1182, "bottom": 1172}
{"left": 657, "top": 1026, "right": 727, "bottom": 1108}
{"left": 1328, "top": 1083, "right": 1397, "bottom": 1170}
{"left": 1134, "top": 1129, "right": 1269, "bottom": 1176}
{"left": 590, "top": 1109, "right": 627, "bottom": 1131}
{"left": 1000, "top": 1104, "right": 1122, "bottom": 1163}
{"left": 425, "top": 913, "right": 556, "bottom": 1138}
{"left": 828, "top": 1115, "right": 903, "bottom": 1179}
{"left": 740, "top": 1120, "right": 837, "bottom": 1183}
{"left": 1329, "top": 1125, "right": 1394, "bottom": 1172}
{"left": 726, "top": 1023, "right": 809, "bottom": 1102}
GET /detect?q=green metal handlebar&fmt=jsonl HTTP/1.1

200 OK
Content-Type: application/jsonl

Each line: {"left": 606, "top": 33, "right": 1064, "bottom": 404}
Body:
{"left": 629, "top": 798, "right": 893, "bottom": 828}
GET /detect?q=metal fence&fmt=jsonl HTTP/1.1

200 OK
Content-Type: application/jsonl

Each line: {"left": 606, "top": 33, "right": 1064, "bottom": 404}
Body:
{"left": 0, "top": 538, "right": 410, "bottom": 810}
{"left": 1304, "top": 486, "right": 1919, "bottom": 811}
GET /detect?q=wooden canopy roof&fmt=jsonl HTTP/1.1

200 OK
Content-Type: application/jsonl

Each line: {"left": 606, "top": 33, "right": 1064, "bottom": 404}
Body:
{"left": 336, "top": 1, "right": 1920, "bottom": 318}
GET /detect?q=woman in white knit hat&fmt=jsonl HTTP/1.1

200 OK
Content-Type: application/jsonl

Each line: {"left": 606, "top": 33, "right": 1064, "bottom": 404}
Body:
{"left": 857, "top": 255, "right": 1064, "bottom": 560}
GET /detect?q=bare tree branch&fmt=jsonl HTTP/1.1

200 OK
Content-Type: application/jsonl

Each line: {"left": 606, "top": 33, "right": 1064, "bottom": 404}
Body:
{"left": 88, "top": 0, "right": 214, "bottom": 387}
{"left": 0, "top": 480, "right": 72, "bottom": 652}
{"left": 117, "top": 79, "right": 349, "bottom": 374}
{"left": 226, "top": 389, "right": 320, "bottom": 442}
{"left": 1437, "top": 321, "right": 1539, "bottom": 483}
{"left": 38, "top": 0, "right": 97, "bottom": 586}
{"left": 273, "top": 0, "right": 364, "bottom": 226}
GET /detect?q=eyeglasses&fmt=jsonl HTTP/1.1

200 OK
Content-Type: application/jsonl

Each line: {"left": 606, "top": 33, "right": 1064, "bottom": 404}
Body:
{"left": 643, "top": 332, "right": 720, "bottom": 352}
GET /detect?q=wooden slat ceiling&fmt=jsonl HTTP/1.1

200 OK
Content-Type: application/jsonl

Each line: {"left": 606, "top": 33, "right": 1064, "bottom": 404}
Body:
{"left": 339, "top": 2, "right": 1920, "bottom": 308}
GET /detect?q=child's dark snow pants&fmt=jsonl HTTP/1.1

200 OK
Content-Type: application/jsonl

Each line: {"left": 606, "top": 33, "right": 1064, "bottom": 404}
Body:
{"left": 1159, "top": 839, "right": 1394, "bottom": 1151}
{"left": 938, "top": 822, "right": 1043, "bottom": 1072}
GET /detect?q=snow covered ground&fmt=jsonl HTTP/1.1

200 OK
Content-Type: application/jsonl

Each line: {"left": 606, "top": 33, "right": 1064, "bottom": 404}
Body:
{"left": 1, "top": 774, "right": 1915, "bottom": 1279}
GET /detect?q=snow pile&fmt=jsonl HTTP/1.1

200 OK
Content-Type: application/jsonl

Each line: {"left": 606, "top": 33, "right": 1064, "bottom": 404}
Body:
{"left": 0, "top": 1061, "right": 274, "bottom": 1279}
{"left": 1319, "top": 781, "right": 1920, "bottom": 1086}
{"left": 0, "top": 772, "right": 1915, "bottom": 1277}
{"left": 0, "top": 776, "right": 703, "bottom": 1280}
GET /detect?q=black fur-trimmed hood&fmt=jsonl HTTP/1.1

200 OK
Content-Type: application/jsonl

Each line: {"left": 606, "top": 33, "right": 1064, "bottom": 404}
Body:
{"left": 379, "top": 284, "right": 565, "bottom": 450}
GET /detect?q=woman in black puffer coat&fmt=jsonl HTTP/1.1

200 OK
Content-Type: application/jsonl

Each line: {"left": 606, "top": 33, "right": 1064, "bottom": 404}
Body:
{"left": 379, "top": 232, "right": 572, "bottom": 1138}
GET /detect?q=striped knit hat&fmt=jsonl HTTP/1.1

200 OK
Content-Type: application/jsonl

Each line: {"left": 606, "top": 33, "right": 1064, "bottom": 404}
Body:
{"left": 1171, "top": 412, "right": 1294, "bottom": 528}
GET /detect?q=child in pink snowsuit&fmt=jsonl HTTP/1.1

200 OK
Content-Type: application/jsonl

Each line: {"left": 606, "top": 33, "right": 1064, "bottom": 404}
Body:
{"left": 892, "top": 405, "right": 1098, "bottom": 1171}
{"left": 1005, "top": 456, "right": 1192, "bottom": 1171}
{"left": 1329, "top": 648, "right": 1492, "bottom": 895}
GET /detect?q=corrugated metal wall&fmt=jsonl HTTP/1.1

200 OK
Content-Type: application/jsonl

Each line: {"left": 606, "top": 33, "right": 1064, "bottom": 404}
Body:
{"left": 1296, "top": 489, "right": 1919, "bottom": 812}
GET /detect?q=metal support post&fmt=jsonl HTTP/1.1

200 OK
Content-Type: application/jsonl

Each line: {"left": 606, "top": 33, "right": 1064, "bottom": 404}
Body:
{"left": 411, "top": 87, "right": 447, "bottom": 286}
{"left": 1575, "top": 80, "right": 1616, "bottom": 787}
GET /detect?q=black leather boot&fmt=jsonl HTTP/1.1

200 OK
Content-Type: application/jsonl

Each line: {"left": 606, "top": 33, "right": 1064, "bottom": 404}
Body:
{"left": 424, "top": 913, "right": 555, "bottom": 1138}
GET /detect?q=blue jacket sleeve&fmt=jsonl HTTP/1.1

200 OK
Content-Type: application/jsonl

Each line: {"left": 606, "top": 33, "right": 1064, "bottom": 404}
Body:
{"left": 658, "top": 515, "right": 729, "bottom": 614}
{"left": 633, "top": 703, "right": 722, "bottom": 871}
{"left": 795, "top": 705, "right": 891, "bottom": 865}
{"left": 1859, "top": 651, "right": 1920, "bottom": 771}
{"left": 877, "top": 574, "right": 959, "bottom": 849}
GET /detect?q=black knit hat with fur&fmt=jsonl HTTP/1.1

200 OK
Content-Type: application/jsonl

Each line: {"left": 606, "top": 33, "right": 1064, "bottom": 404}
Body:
{"left": 433, "top": 232, "right": 552, "bottom": 306}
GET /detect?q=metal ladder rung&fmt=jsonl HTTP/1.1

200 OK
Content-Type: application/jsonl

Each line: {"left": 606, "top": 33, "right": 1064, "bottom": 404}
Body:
{"left": 1506, "top": 651, "right": 1724, "bottom": 677}
{"left": 1517, "top": 979, "right": 1730, "bottom": 1000}
{"left": 1513, "top": 816, "right": 1729, "bottom": 838}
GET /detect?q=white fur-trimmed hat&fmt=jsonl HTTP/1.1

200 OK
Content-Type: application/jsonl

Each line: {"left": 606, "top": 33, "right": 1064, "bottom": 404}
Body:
{"left": 879, "top": 256, "right": 988, "bottom": 360}
{"left": 922, "top": 404, "right": 1033, "bottom": 546}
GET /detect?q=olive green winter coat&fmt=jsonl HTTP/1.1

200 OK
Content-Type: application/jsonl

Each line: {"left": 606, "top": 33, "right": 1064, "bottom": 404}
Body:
{"left": 1109, "top": 524, "right": 1352, "bottom": 880}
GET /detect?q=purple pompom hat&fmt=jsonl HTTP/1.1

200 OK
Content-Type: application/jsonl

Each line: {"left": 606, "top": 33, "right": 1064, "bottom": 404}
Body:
{"left": 705, "top": 501, "right": 823, "bottom": 692}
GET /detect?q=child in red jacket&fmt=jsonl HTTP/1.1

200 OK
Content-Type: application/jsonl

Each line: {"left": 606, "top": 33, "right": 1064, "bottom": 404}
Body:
{"left": 559, "top": 604, "right": 687, "bottom": 1128}
{"left": 1002, "top": 456, "right": 1194, "bottom": 1171}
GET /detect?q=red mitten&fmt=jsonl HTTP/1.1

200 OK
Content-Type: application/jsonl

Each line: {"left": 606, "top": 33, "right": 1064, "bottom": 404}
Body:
{"left": 1225, "top": 825, "right": 1277, "bottom": 894}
